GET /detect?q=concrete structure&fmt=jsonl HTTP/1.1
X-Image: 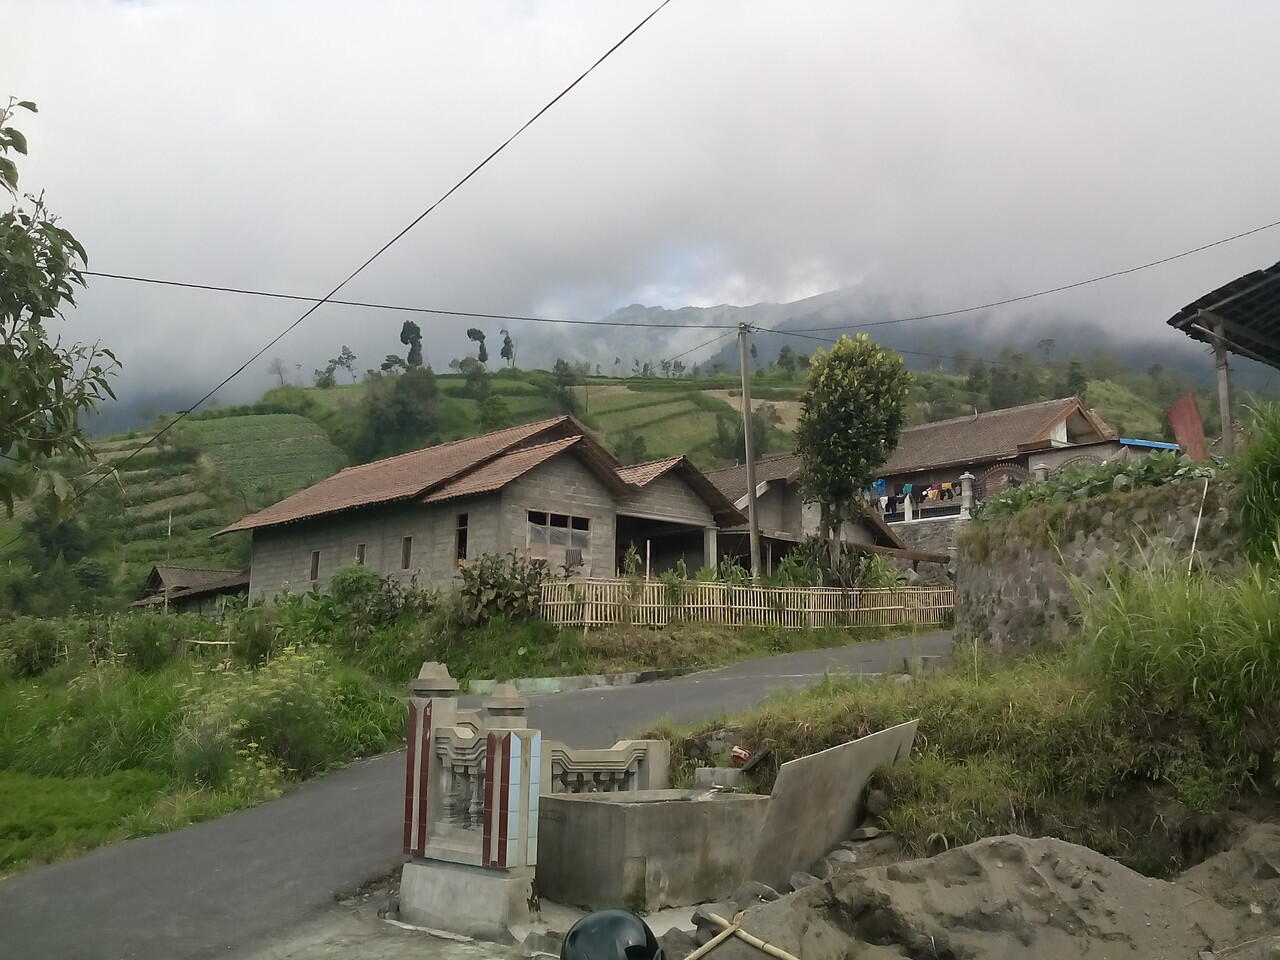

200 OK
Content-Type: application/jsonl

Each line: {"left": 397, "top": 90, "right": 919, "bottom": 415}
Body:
{"left": 397, "top": 662, "right": 674, "bottom": 939}
{"left": 216, "top": 417, "right": 743, "bottom": 599}
{"left": 131, "top": 563, "right": 249, "bottom": 617}
{"left": 747, "top": 720, "right": 918, "bottom": 891}
{"left": 537, "top": 789, "right": 771, "bottom": 912}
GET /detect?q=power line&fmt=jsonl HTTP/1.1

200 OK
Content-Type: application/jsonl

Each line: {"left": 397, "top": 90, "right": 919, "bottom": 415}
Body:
{"left": 760, "top": 325, "right": 1059, "bottom": 371}
{"left": 0, "top": 0, "right": 675, "bottom": 553}
{"left": 666, "top": 328, "right": 737, "bottom": 363}
{"left": 81, "top": 270, "right": 736, "bottom": 331}
{"left": 787, "top": 216, "right": 1280, "bottom": 333}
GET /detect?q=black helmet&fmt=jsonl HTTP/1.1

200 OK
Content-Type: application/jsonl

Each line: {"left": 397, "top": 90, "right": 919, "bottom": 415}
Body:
{"left": 561, "top": 909, "right": 665, "bottom": 960}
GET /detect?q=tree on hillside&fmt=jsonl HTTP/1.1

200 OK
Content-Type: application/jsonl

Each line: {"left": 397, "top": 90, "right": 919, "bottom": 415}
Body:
{"left": 614, "top": 429, "right": 648, "bottom": 464}
{"left": 660, "top": 359, "right": 672, "bottom": 378}
{"left": 1, "top": 98, "right": 118, "bottom": 515}
{"left": 551, "top": 358, "right": 578, "bottom": 412}
{"left": 313, "top": 361, "right": 337, "bottom": 388}
{"left": 266, "top": 357, "right": 289, "bottom": 386}
{"left": 713, "top": 403, "right": 781, "bottom": 462}
{"left": 797, "top": 334, "right": 910, "bottom": 562}
{"left": 355, "top": 366, "right": 439, "bottom": 460}
{"left": 459, "top": 356, "right": 490, "bottom": 400}
{"left": 749, "top": 341, "right": 758, "bottom": 368}
{"left": 381, "top": 354, "right": 407, "bottom": 373}
{"left": 777, "top": 345, "right": 796, "bottom": 379}
{"left": 466, "top": 328, "right": 488, "bottom": 364}
{"left": 499, "top": 329, "right": 515, "bottom": 368}
{"left": 479, "top": 392, "right": 509, "bottom": 430}
{"left": 400, "top": 321, "right": 423, "bottom": 367}
{"left": 335, "top": 345, "right": 358, "bottom": 382}
{"left": 1065, "top": 360, "right": 1088, "bottom": 398}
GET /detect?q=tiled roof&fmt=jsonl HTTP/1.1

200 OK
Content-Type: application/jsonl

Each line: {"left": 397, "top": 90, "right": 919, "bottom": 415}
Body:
{"left": 703, "top": 454, "right": 801, "bottom": 503}
{"left": 422, "top": 437, "right": 582, "bottom": 503}
{"left": 218, "top": 417, "right": 572, "bottom": 534}
{"left": 880, "top": 398, "right": 1110, "bottom": 475}
{"left": 136, "top": 565, "right": 249, "bottom": 604}
{"left": 615, "top": 457, "right": 683, "bottom": 487}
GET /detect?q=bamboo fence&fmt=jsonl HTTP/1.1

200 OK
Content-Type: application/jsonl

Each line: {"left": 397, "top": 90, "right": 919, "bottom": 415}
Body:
{"left": 539, "top": 578, "right": 953, "bottom": 630}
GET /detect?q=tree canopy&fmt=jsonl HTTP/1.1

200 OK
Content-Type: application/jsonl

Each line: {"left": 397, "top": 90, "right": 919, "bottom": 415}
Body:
{"left": 796, "top": 333, "right": 910, "bottom": 527}
{"left": 0, "top": 98, "right": 117, "bottom": 515}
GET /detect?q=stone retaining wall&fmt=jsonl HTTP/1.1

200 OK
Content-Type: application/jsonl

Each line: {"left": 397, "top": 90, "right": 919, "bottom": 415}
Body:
{"left": 955, "top": 477, "right": 1241, "bottom": 650}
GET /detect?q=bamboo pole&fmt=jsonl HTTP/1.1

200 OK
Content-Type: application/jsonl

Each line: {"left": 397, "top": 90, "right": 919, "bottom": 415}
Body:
{"left": 703, "top": 913, "right": 802, "bottom": 960}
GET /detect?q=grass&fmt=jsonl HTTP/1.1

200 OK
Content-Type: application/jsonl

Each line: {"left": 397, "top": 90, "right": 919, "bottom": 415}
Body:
{"left": 179, "top": 414, "right": 346, "bottom": 504}
{"left": 653, "top": 549, "right": 1280, "bottom": 875}
{"left": 1237, "top": 403, "right": 1280, "bottom": 561}
{"left": 1083, "top": 379, "right": 1166, "bottom": 438}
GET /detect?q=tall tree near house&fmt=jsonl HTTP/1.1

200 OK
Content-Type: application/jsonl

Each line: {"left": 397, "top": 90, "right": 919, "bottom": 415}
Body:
{"left": 335, "top": 345, "right": 358, "bottom": 382}
{"left": 0, "top": 99, "right": 118, "bottom": 515}
{"left": 266, "top": 357, "right": 288, "bottom": 386}
{"left": 796, "top": 334, "right": 910, "bottom": 565}
{"left": 400, "top": 321, "right": 423, "bottom": 367}
{"left": 466, "top": 328, "right": 488, "bottom": 364}
{"left": 499, "top": 329, "right": 515, "bottom": 367}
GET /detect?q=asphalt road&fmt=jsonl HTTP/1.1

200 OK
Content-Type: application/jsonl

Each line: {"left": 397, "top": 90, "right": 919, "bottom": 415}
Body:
{"left": 0, "top": 632, "right": 950, "bottom": 960}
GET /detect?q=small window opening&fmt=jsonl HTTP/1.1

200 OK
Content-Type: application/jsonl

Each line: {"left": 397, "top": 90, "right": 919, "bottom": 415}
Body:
{"left": 355, "top": 543, "right": 366, "bottom": 565}
{"left": 401, "top": 536, "right": 413, "bottom": 570}
{"left": 455, "top": 514, "right": 469, "bottom": 565}
{"left": 309, "top": 550, "right": 320, "bottom": 581}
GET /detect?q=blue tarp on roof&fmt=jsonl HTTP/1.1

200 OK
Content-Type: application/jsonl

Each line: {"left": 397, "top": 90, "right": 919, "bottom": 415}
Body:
{"left": 1119, "top": 438, "right": 1180, "bottom": 451}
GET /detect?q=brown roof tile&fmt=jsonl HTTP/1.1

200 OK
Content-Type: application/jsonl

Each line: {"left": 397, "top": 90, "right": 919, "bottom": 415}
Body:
{"left": 615, "top": 457, "right": 683, "bottom": 487}
{"left": 703, "top": 453, "right": 802, "bottom": 503}
{"left": 422, "top": 437, "right": 582, "bottom": 503}
{"left": 218, "top": 417, "right": 572, "bottom": 534}
{"left": 880, "top": 398, "right": 1111, "bottom": 475}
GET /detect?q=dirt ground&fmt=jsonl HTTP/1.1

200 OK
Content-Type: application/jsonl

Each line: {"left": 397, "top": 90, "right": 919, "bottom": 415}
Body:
{"left": 703, "top": 391, "right": 801, "bottom": 431}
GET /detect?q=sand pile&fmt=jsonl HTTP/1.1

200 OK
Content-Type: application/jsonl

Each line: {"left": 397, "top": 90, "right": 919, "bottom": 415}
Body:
{"left": 671, "top": 833, "right": 1280, "bottom": 960}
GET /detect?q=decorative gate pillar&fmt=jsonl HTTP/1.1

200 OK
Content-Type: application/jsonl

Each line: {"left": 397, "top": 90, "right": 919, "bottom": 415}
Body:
{"left": 400, "top": 663, "right": 542, "bottom": 939}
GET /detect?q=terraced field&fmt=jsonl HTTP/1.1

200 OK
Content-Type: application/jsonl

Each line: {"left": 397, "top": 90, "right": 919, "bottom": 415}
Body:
{"left": 179, "top": 414, "right": 346, "bottom": 507}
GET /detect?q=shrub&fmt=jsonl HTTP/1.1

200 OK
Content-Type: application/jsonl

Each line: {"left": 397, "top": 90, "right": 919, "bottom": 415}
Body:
{"left": 0, "top": 617, "right": 63, "bottom": 677}
{"left": 454, "top": 552, "right": 548, "bottom": 627}
{"left": 976, "top": 451, "right": 1220, "bottom": 521}
{"left": 110, "top": 614, "right": 180, "bottom": 672}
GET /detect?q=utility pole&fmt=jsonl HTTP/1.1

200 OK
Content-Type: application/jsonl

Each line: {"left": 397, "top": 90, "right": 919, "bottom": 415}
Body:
{"left": 1211, "top": 316, "right": 1235, "bottom": 457}
{"left": 737, "top": 324, "right": 762, "bottom": 578}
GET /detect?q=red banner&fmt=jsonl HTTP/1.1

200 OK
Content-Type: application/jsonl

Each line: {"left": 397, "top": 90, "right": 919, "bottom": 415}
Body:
{"left": 1166, "top": 393, "right": 1207, "bottom": 460}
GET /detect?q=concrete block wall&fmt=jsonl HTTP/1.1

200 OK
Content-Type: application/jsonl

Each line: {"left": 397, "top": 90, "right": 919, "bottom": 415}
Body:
{"left": 248, "top": 494, "right": 501, "bottom": 600}
{"left": 955, "top": 477, "right": 1241, "bottom": 650}
{"left": 620, "top": 472, "right": 715, "bottom": 525}
{"left": 501, "top": 455, "right": 618, "bottom": 578}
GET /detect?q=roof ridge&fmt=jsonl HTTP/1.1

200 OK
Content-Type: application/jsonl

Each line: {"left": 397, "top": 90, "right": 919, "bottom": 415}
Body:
{"left": 902, "top": 397, "right": 1074, "bottom": 432}
{"left": 621, "top": 455, "right": 683, "bottom": 468}
{"left": 703, "top": 452, "right": 797, "bottom": 475}
{"left": 333, "top": 416, "right": 570, "bottom": 475}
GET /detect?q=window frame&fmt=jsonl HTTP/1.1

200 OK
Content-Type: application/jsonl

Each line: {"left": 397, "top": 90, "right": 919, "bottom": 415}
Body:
{"left": 401, "top": 536, "right": 413, "bottom": 570}
{"left": 309, "top": 550, "right": 320, "bottom": 581}
{"left": 454, "top": 513, "right": 469, "bottom": 566}
{"left": 354, "top": 543, "right": 366, "bottom": 565}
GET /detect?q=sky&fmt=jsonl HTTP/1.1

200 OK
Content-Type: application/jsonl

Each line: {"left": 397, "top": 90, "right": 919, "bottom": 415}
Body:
{"left": 6, "top": 0, "right": 1280, "bottom": 414}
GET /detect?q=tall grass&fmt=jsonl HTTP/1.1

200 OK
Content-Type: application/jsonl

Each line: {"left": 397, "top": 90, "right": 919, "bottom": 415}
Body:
{"left": 1238, "top": 402, "right": 1280, "bottom": 562}
{"left": 1075, "top": 557, "right": 1280, "bottom": 772}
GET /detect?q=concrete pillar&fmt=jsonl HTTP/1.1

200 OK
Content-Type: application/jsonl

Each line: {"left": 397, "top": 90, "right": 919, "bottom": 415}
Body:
{"left": 959, "top": 472, "right": 975, "bottom": 519}
{"left": 703, "top": 526, "right": 718, "bottom": 568}
{"left": 1033, "top": 463, "right": 1049, "bottom": 483}
{"left": 904, "top": 494, "right": 914, "bottom": 522}
{"left": 1214, "top": 318, "right": 1235, "bottom": 457}
{"left": 484, "top": 683, "right": 528, "bottom": 730}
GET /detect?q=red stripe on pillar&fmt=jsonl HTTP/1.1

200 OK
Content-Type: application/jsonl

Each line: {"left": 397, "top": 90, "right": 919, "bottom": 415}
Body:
{"left": 414, "top": 701, "right": 432, "bottom": 857}
{"left": 482, "top": 734, "right": 497, "bottom": 865}
{"left": 402, "top": 701, "right": 419, "bottom": 854}
{"left": 497, "top": 733, "right": 511, "bottom": 869}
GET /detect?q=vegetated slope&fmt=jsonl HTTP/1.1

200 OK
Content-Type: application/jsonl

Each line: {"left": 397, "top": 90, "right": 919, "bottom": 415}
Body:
{"left": 177, "top": 414, "right": 346, "bottom": 513}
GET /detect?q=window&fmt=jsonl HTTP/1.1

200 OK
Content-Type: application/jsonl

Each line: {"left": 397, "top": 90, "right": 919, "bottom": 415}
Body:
{"left": 309, "top": 550, "right": 320, "bottom": 581}
{"left": 455, "top": 514, "right": 469, "bottom": 565}
{"left": 526, "top": 511, "right": 590, "bottom": 554}
{"left": 401, "top": 536, "right": 413, "bottom": 570}
{"left": 355, "top": 543, "right": 366, "bottom": 565}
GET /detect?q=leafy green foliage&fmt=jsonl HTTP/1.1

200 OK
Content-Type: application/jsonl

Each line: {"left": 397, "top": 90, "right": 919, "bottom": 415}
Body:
{"left": 797, "top": 334, "right": 910, "bottom": 528}
{"left": 975, "top": 451, "right": 1221, "bottom": 521}
{"left": 0, "top": 98, "right": 118, "bottom": 515}
{"left": 455, "top": 552, "right": 549, "bottom": 627}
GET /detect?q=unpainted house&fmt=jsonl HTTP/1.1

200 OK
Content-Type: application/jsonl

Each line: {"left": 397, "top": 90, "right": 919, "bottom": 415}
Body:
{"left": 132, "top": 564, "right": 249, "bottom": 617}
{"left": 216, "top": 417, "right": 744, "bottom": 600}
{"left": 702, "top": 455, "right": 949, "bottom": 572}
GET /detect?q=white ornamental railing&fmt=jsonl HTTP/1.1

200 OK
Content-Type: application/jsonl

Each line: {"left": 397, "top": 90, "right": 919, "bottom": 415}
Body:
{"left": 538, "top": 579, "right": 953, "bottom": 629}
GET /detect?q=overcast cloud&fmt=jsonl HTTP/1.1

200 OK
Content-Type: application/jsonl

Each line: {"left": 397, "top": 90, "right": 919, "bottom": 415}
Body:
{"left": 5, "top": 0, "right": 1280, "bottom": 411}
